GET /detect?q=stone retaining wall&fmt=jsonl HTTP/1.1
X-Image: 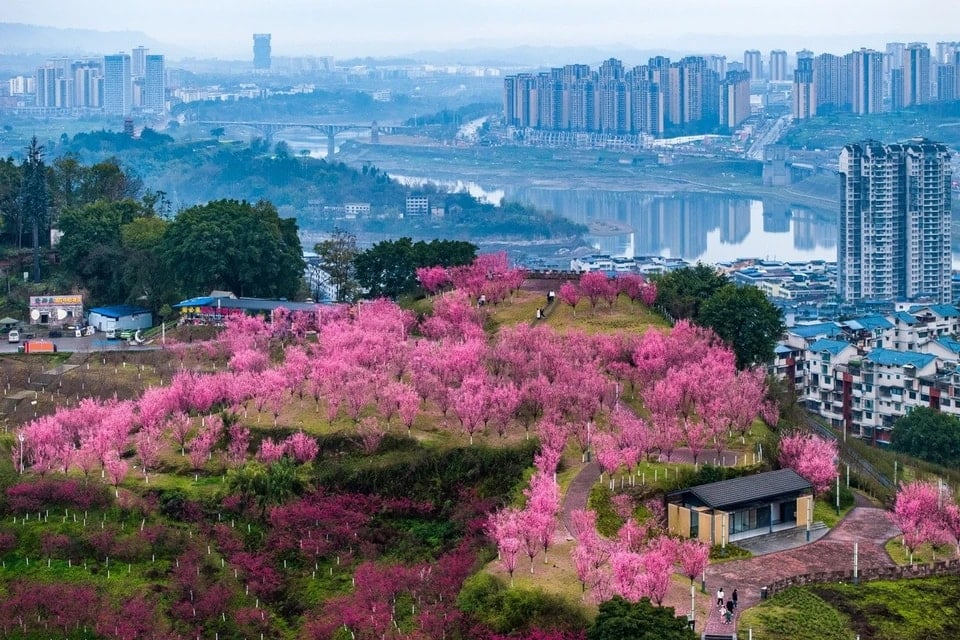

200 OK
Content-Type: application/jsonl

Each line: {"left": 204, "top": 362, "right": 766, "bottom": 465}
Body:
{"left": 764, "top": 557, "right": 960, "bottom": 597}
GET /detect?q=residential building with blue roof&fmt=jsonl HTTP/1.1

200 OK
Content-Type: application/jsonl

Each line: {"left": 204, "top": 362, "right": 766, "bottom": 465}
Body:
{"left": 773, "top": 302, "right": 960, "bottom": 446}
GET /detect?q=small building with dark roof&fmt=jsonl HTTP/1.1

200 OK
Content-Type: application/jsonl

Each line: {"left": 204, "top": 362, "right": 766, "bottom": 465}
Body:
{"left": 666, "top": 469, "right": 814, "bottom": 545}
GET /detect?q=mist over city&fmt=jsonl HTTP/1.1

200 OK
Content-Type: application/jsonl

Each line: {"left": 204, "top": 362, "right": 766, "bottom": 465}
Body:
{"left": 1, "top": 4, "right": 960, "bottom": 640}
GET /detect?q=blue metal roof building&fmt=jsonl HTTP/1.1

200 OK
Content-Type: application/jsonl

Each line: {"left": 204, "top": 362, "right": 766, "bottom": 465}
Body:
{"left": 865, "top": 349, "right": 936, "bottom": 369}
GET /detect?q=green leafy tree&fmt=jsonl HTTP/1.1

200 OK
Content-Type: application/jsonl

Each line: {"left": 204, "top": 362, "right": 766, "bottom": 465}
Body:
{"left": 161, "top": 199, "right": 305, "bottom": 299}
{"left": 891, "top": 407, "right": 960, "bottom": 467}
{"left": 314, "top": 228, "right": 359, "bottom": 302}
{"left": 354, "top": 237, "right": 476, "bottom": 299}
{"left": 652, "top": 264, "right": 728, "bottom": 320}
{"left": 49, "top": 154, "right": 84, "bottom": 223}
{"left": 78, "top": 158, "right": 142, "bottom": 204}
{"left": 58, "top": 199, "right": 153, "bottom": 303}
{"left": 0, "top": 157, "right": 20, "bottom": 241}
{"left": 588, "top": 596, "right": 696, "bottom": 640}
{"left": 19, "top": 137, "right": 49, "bottom": 280}
{"left": 120, "top": 216, "right": 174, "bottom": 311}
{"left": 698, "top": 284, "right": 784, "bottom": 369}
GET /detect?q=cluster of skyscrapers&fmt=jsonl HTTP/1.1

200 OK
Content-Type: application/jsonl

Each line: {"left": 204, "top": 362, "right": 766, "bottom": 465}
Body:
{"left": 794, "top": 42, "right": 960, "bottom": 119}
{"left": 838, "top": 138, "right": 952, "bottom": 304}
{"left": 503, "top": 56, "right": 751, "bottom": 137}
{"left": 34, "top": 47, "right": 166, "bottom": 116}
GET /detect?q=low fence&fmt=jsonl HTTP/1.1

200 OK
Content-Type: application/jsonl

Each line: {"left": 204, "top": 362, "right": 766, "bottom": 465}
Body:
{"left": 763, "top": 557, "right": 960, "bottom": 598}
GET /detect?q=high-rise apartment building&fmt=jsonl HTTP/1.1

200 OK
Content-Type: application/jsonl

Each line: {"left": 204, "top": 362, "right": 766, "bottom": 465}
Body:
{"left": 744, "top": 49, "right": 763, "bottom": 81}
{"left": 813, "top": 53, "right": 845, "bottom": 112}
{"left": 937, "top": 64, "right": 957, "bottom": 102}
{"left": 846, "top": 49, "right": 884, "bottom": 114}
{"left": 131, "top": 46, "right": 148, "bottom": 78}
{"left": 504, "top": 56, "right": 722, "bottom": 138}
{"left": 769, "top": 49, "right": 788, "bottom": 81}
{"left": 72, "top": 61, "right": 103, "bottom": 108}
{"left": 890, "top": 68, "right": 904, "bottom": 111}
{"left": 103, "top": 53, "right": 132, "bottom": 116}
{"left": 902, "top": 43, "right": 930, "bottom": 107}
{"left": 838, "top": 139, "right": 952, "bottom": 303}
{"left": 144, "top": 54, "right": 165, "bottom": 113}
{"left": 253, "top": 34, "right": 272, "bottom": 70}
{"left": 707, "top": 55, "right": 727, "bottom": 77}
{"left": 793, "top": 51, "right": 815, "bottom": 119}
{"left": 935, "top": 41, "right": 960, "bottom": 63}
{"left": 719, "top": 70, "right": 751, "bottom": 129}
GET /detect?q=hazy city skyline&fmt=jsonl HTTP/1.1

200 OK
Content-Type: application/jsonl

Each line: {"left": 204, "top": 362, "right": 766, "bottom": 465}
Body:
{"left": 6, "top": 0, "right": 960, "bottom": 59}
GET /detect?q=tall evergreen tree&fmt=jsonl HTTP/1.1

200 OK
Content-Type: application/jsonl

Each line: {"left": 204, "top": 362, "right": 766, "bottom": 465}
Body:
{"left": 19, "top": 137, "right": 48, "bottom": 281}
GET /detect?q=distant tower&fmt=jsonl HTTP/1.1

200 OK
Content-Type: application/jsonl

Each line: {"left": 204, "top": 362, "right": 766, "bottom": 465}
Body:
{"left": 144, "top": 54, "right": 165, "bottom": 113}
{"left": 103, "top": 53, "right": 132, "bottom": 116}
{"left": 793, "top": 50, "right": 815, "bottom": 119}
{"left": 902, "top": 42, "right": 930, "bottom": 107}
{"left": 769, "top": 49, "right": 788, "bottom": 81}
{"left": 744, "top": 49, "right": 763, "bottom": 81}
{"left": 131, "top": 46, "right": 148, "bottom": 78}
{"left": 253, "top": 34, "right": 272, "bottom": 70}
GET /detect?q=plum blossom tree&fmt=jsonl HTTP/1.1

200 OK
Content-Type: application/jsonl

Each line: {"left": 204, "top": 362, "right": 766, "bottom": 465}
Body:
{"left": 416, "top": 265, "right": 451, "bottom": 295}
{"left": 284, "top": 432, "right": 319, "bottom": 464}
{"left": 103, "top": 453, "right": 129, "bottom": 497}
{"left": 226, "top": 424, "right": 251, "bottom": 466}
{"left": 579, "top": 271, "right": 616, "bottom": 309}
{"left": 452, "top": 374, "right": 490, "bottom": 444}
{"left": 134, "top": 426, "right": 165, "bottom": 482}
{"left": 558, "top": 281, "right": 580, "bottom": 315}
{"left": 778, "top": 432, "right": 838, "bottom": 495}
{"left": 167, "top": 412, "right": 193, "bottom": 456}
{"left": 256, "top": 438, "right": 285, "bottom": 464}
{"left": 356, "top": 417, "right": 387, "bottom": 454}
{"left": 891, "top": 480, "right": 950, "bottom": 564}
{"left": 488, "top": 507, "right": 524, "bottom": 586}
{"left": 187, "top": 428, "right": 217, "bottom": 472}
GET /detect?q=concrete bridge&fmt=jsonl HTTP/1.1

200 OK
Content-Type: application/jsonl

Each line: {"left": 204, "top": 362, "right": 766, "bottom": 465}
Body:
{"left": 198, "top": 120, "right": 415, "bottom": 156}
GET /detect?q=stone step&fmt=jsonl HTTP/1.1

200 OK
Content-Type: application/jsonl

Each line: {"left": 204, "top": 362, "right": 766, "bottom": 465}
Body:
{"left": 702, "top": 633, "right": 737, "bottom": 640}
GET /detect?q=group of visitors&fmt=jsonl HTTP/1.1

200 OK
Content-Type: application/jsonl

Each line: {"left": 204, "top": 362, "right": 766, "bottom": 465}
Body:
{"left": 716, "top": 587, "right": 738, "bottom": 625}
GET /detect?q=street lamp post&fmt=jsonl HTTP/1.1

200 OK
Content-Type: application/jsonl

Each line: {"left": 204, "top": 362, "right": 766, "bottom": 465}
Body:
{"left": 836, "top": 473, "right": 841, "bottom": 515}
{"left": 18, "top": 433, "right": 24, "bottom": 475}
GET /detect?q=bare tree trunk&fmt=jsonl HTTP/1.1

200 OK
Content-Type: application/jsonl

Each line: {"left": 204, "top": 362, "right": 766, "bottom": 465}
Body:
{"left": 31, "top": 219, "right": 40, "bottom": 281}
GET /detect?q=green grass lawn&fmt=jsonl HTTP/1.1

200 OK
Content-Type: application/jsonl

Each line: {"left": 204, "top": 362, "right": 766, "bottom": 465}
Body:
{"left": 545, "top": 296, "right": 669, "bottom": 334}
{"left": 742, "top": 578, "right": 960, "bottom": 640}
{"left": 814, "top": 496, "right": 855, "bottom": 529}
{"left": 738, "top": 586, "right": 854, "bottom": 640}
{"left": 884, "top": 536, "right": 958, "bottom": 566}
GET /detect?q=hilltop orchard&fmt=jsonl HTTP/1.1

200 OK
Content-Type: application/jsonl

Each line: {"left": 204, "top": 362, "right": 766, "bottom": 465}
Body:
{"left": 3, "top": 253, "right": 778, "bottom": 639}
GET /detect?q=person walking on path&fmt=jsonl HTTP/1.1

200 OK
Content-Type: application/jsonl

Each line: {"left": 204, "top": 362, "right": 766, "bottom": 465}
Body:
{"left": 717, "top": 587, "right": 725, "bottom": 607}
{"left": 732, "top": 588, "right": 738, "bottom": 610}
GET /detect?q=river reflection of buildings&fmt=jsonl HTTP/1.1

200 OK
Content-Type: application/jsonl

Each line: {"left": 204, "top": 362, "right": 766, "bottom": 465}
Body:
{"left": 507, "top": 187, "right": 836, "bottom": 262}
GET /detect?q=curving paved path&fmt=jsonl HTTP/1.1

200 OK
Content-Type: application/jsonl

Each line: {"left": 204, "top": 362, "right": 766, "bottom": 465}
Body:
{"left": 559, "top": 457, "right": 901, "bottom": 636}
{"left": 700, "top": 507, "right": 898, "bottom": 635}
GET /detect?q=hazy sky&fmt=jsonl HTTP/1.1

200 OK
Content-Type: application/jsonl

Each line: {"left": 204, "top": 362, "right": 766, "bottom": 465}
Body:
{"left": 7, "top": 0, "right": 960, "bottom": 59}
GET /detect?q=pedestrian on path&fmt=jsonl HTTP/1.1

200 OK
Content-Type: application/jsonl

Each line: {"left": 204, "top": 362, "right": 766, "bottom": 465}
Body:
{"left": 717, "top": 587, "right": 724, "bottom": 607}
{"left": 732, "top": 588, "right": 738, "bottom": 610}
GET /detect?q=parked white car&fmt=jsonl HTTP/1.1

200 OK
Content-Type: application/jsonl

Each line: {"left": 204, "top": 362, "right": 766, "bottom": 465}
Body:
{"left": 7, "top": 329, "right": 20, "bottom": 343}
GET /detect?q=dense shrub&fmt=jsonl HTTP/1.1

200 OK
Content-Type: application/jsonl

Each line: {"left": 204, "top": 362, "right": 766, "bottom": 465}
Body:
{"left": 5, "top": 478, "right": 110, "bottom": 513}
{"left": 457, "top": 572, "right": 588, "bottom": 634}
{"left": 314, "top": 440, "right": 538, "bottom": 507}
